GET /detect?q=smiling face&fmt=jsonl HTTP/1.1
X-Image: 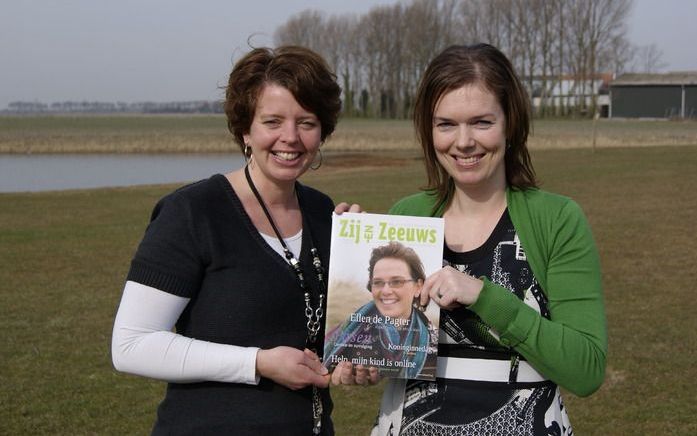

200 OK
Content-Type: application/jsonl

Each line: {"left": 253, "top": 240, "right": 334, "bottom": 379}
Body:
{"left": 243, "top": 83, "right": 322, "bottom": 187}
{"left": 370, "top": 257, "right": 423, "bottom": 320}
{"left": 432, "top": 84, "right": 507, "bottom": 194}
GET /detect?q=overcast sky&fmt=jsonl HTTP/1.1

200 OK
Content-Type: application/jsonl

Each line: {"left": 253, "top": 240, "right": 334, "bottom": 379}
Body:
{"left": 1, "top": 0, "right": 695, "bottom": 109}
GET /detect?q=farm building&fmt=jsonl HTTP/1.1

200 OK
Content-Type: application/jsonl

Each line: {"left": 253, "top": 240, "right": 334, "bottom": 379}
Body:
{"left": 529, "top": 73, "right": 613, "bottom": 117}
{"left": 609, "top": 72, "right": 697, "bottom": 119}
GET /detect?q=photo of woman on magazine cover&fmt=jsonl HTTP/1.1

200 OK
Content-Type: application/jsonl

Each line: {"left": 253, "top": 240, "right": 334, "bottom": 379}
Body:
{"left": 324, "top": 241, "right": 437, "bottom": 379}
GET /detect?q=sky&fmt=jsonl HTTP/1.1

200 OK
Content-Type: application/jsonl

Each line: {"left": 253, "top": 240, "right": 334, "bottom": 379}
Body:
{"left": 1, "top": 0, "right": 696, "bottom": 109}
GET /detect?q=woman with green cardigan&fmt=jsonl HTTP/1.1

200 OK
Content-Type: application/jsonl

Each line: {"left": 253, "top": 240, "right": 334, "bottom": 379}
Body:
{"left": 334, "top": 44, "right": 606, "bottom": 436}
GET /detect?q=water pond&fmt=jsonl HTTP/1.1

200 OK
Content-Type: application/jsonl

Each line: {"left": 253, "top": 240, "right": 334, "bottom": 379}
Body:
{"left": 0, "top": 154, "right": 245, "bottom": 193}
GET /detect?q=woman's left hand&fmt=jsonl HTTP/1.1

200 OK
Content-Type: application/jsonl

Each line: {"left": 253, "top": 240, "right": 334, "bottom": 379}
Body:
{"left": 420, "top": 266, "right": 484, "bottom": 309}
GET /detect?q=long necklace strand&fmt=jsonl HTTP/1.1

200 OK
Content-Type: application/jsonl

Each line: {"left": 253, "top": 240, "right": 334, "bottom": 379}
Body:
{"left": 244, "top": 165, "right": 325, "bottom": 434}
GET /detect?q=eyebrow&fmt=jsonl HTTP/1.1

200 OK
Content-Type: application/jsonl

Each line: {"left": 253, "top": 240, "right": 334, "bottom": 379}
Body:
{"left": 258, "top": 112, "right": 318, "bottom": 120}
{"left": 433, "top": 113, "right": 497, "bottom": 122}
{"left": 372, "top": 275, "right": 408, "bottom": 279}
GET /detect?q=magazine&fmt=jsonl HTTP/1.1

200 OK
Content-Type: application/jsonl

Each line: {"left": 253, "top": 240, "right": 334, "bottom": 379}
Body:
{"left": 323, "top": 212, "right": 444, "bottom": 380}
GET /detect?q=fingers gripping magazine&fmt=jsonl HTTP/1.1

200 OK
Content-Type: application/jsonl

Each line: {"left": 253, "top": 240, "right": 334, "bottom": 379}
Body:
{"left": 323, "top": 212, "right": 444, "bottom": 380}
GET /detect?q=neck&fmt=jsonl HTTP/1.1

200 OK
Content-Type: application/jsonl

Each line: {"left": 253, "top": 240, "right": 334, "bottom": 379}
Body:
{"left": 442, "top": 179, "right": 507, "bottom": 253}
{"left": 243, "top": 165, "right": 297, "bottom": 207}
{"left": 448, "top": 180, "right": 507, "bottom": 217}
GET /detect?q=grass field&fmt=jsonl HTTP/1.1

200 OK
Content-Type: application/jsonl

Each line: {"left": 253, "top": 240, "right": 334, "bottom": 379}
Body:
{"left": 1, "top": 119, "right": 697, "bottom": 434}
{"left": 2, "top": 114, "right": 697, "bottom": 153}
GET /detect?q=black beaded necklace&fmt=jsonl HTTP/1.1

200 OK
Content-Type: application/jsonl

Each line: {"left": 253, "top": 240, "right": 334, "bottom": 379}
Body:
{"left": 244, "top": 164, "right": 326, "bottom": 434}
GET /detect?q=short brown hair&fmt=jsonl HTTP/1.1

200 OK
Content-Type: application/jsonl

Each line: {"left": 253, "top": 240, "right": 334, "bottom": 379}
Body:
{"left": 224, "top": 46, "right": 342, "bottom": 151}
{"left": 413, "top": 44, "right": 537, "bottom": 210}
{"left": 367, "top": 241, "right": 426, "bottom": 290}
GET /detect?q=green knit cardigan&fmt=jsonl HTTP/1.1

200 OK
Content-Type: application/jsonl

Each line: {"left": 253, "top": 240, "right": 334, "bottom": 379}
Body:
{"left": 389, "top": 187, "right": 607, "bottom": 396}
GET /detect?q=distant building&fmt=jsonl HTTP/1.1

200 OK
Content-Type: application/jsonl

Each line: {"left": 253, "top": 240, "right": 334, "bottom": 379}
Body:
{"left": 529, "top": 73, "right": 613, "bottom": 117}
{"left": 609, "top": 72, "right": 697, "bottom": 119}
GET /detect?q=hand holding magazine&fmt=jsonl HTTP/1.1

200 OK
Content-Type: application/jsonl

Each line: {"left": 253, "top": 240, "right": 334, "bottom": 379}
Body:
{"left": 323, "top": 212, "right": 444, "bottom": 380}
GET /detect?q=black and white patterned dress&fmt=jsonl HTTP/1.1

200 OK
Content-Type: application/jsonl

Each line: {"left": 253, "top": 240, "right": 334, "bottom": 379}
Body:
{"left": 399, "top": 210, "right": 572, "bottom": 436}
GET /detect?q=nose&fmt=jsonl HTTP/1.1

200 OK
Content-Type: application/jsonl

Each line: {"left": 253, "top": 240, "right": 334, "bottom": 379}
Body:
{"left": 455, "top": 125, "right": 474, "bottom": 149}
{"left": 280, "top": 122, "right": 299, "bottom": 144}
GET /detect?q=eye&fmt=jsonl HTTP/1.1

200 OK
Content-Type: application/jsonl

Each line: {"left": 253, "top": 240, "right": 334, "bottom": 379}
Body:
{"left": 370, "top": 280, "right": 386, "bottom": 289}
{"left": 473, "top": 119, "right": 494, "bottom": 129}
{"left": 434, "top": 120, "right": 455, "bottom": 130}
{"left": 298, "top": 119, "right": 319, "bottom": 130}
{"left": 262, "top": 118, "right": 281, "bottom": 127}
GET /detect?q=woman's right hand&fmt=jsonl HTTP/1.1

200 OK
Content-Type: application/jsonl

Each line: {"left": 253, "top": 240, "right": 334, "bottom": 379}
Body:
{"left": 329, "top": 361, "right": 380, "bottom": 386}
{"left": 256, "top": 347, "right": 329, "bottom": 390}
{"left": 334, "top": 202, "right": 363, "bottom": 214}
{"left": 420, "top": 266, "right": 484, "bottom": 309}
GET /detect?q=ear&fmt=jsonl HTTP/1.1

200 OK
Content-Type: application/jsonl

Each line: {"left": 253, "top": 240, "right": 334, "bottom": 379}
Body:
{"left": 242, "top": 133, "right": 250, "bottom": 145}
{"left": 414, "top": 279, "right": 424, "bottom": 297}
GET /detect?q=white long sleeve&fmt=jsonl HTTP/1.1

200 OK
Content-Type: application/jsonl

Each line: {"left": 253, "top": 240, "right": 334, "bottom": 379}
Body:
{"left": 111, "top": 281, "right": 260, "bottom": 384}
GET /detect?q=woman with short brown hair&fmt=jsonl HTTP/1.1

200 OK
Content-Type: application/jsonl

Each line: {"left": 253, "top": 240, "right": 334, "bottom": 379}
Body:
{"left": 112, "top": 45, "right": 341, "bottom": 435}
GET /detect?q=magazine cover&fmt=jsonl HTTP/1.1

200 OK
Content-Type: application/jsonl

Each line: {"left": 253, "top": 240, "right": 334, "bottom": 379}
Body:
{"left": 323, "top": 212, "right": 444, "bottom": 381}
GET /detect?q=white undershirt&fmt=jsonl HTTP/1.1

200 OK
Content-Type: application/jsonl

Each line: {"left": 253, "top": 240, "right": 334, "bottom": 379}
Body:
{"left": 259, "top": 229, "right": 302, "bottom": 259}
{"left": 110, "top": 230, "right": 303, "bottom": 384}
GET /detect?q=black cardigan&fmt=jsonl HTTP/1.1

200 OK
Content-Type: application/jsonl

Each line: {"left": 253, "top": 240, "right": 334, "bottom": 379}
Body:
{"left": 127, "top": 174, "right": 335, "bottom": 435}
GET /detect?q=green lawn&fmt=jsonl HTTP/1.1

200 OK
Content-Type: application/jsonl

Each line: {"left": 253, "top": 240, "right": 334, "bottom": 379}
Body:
{"left": 1, "top": 146, "right": 696, "bottom": 434}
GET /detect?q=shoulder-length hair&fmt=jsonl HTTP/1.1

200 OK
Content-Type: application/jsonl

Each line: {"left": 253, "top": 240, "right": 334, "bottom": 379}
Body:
{"left": 413, "top": 43, "right": 537, "bottom": 211}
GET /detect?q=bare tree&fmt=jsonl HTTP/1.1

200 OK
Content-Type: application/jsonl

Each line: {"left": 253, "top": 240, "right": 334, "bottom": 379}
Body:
{"left": 634, "top": 43, "right": 668, "bottom": 73}
{"left": 587, "top": 0, "right": 632, "bottom": 114}
{"left": 273, "top": 10, "right": 326, "bottom": 52}
{"left": 272, "top": 0, "right": 637, "bottom": 119}
{"left": 509, "top": 0, "right": 543, "bottom": 110}
{"left": 356, "top": 5, "right": 394, "bottom": 117}
{"left": 535, "top": 0, "right": 563, "bottom": 117}
{"left": 323, "top": 15, "right": 359, "bottom": 115}
{"left": 556, "top": 0, "right": 569, "bottom": 116}
{"left": 399, "top": 0, "right": 462, "bottom": 117}
{"left": 565, "top": 0, "right": 632, "bottom": 115}
{"left": 460, "top": 0, "right": 513, "bottom": 51}
{"left": 599, "top": 34, "right": 636, "bottom": 77}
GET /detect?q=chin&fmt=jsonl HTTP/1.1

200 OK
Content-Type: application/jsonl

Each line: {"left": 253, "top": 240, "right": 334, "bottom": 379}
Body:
{"left": 381, "top": 309, "right": 406, "bottom": 320}
{"left": 267, "top": 167, "right": 308, "bottom": 183}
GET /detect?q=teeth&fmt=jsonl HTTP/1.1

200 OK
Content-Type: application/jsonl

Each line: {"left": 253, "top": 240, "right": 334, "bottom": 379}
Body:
{"left": 274, "top": 151, "right": 300, "bottom": 161}
{"left": 455, "top": 155, "right": 481, "bottom": 164}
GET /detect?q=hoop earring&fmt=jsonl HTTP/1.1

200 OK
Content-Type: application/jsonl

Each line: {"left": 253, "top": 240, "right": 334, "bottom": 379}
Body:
{"left": 243, "top": 143, "right": 256, "bottom": 169}
{"left": 310, "top": 148, "right": 323, "bottom": 170}
{"left": 243, "top": 143, "right": 251, "bottom": 162}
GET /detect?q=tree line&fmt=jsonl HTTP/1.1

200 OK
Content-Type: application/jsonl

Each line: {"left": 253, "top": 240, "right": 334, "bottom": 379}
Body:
{"left": 3, "top": 100, "right": 223, "bottom": 114}
{"left": 274, "top": 0, "right": 662, "bottom": 118}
